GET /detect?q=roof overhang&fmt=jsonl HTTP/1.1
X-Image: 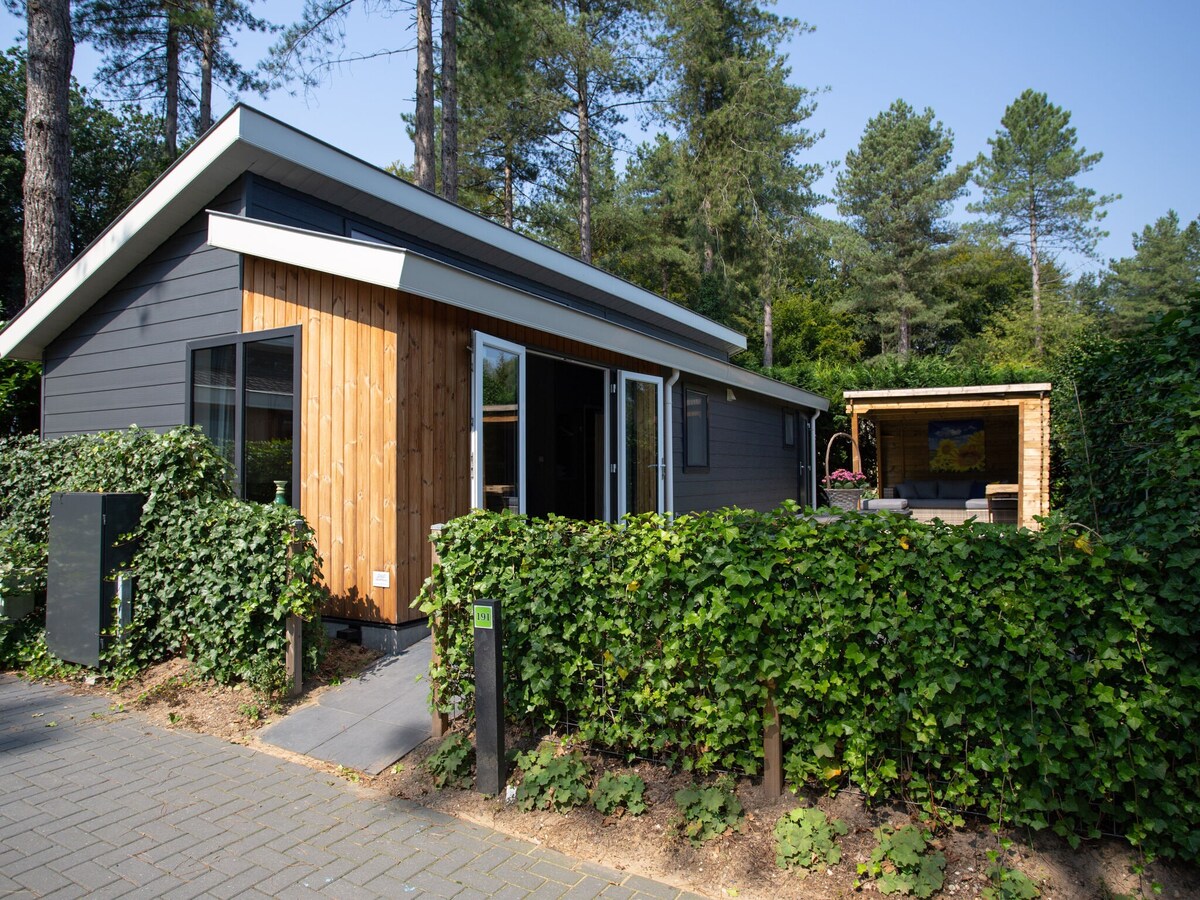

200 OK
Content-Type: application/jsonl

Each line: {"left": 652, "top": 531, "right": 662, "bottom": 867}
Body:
{"left": 1, "top": 104, "right": 746, "bottom": 362}
{"left": 844, "top": 384, "right": 1051, "bottom": 417}
{"left": 208, "top": 213, "right": 828, "bottom": 412}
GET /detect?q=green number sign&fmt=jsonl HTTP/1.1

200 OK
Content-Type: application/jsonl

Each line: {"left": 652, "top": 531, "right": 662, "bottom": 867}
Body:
{"left": 473, "top": 605, "right": 493, "bottom": 630}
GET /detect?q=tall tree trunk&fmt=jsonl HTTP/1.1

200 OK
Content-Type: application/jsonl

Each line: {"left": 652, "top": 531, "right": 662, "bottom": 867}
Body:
{"left": 413, "top": 0, "right": 435, "bottom": 191}
{"left": 503, "top": 156, "right": 514, "bottom": 228}
{"left": 898, "top": 307, "right": 911, "bottom": 356}
{"left": 1029, "top": 204, "right": 1043, "bottom": 356}
{"left": 762, "top": 297, "right": 774, "bottom": 368}
{"left": 576, "top": 77, "right": 592, "bottom": 264}
{"left": 165, "top": 19, "right": 180, "bottom": 157}
{"left": 198, "top": 0, "right": 215, "bottom": 133}
{"left": 439, "top": 0, "right": 458, "bottom": 203}
{"left": 701, "top": 197, "right": 715, "bottom": 275}
{"left": 23, "top": 0, "right": 74, "bottom": 304}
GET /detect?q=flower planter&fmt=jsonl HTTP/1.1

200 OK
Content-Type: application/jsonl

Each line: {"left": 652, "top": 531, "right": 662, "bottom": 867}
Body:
{"left": 824, "top": 487, "right": 864, "bottom": 511}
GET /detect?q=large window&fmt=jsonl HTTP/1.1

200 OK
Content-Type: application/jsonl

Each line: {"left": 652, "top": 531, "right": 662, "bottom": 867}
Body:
{"left": 473, "top": 332, "right": 525, "bottom": 513}
{"left": 188, "top": 328, "right": 299, "bottom": 505}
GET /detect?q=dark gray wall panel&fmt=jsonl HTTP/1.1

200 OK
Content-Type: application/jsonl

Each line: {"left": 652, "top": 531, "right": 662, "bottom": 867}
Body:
{"left": 41, "top": 182, "right": 245, "bottom": 439}
{"left": 672, "top": 378, "right": 800, "bottom": 514}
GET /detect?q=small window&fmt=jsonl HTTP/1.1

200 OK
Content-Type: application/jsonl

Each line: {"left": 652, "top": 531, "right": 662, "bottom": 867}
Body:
{"left": 783, "top": 409, "right": 797, "bottom": 448}
{"left": 684, "top": 388, "right": 709, "bottom": 469}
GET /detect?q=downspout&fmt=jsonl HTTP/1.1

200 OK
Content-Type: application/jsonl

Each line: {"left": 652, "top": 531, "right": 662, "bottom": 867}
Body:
{"left": 664, "top": 369, "right": 680, "bottom": 517}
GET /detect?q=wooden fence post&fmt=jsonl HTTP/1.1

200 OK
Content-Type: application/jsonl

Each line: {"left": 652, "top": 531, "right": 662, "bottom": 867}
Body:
{"left": 285, "top": 520, "right": 306, "bottom": 698}
{"left": 429, "top": 524, "right": 450, "bottom": 739}
{"left": 763, "top": 681, "right": 783, "bottom": 800}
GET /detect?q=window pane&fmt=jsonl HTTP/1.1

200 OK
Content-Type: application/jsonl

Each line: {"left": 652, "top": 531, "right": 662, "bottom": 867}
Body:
{"left": 624, "top": 380, "right": 659, "bottom": 514}
{"left": 685, "top": 389, "right": 708, "bottom": 468}
{"left": 243, "top": 337, "right": 295, "bottom": 504}
{"left": 191, "top": 345, "right": 236, "bottom": 468}
{"left": 482, "top": 345, "right": 520, "bottom": 512}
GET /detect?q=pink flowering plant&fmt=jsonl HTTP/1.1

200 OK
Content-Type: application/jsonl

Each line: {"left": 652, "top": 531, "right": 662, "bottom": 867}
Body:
{"left": 822, "top": 468, "right": 870, "bottom": 489}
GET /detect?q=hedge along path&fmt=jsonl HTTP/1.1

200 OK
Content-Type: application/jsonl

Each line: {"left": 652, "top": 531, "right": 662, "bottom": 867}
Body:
{"left": 418, "top": 506, "right": 1200, "bottom": 864}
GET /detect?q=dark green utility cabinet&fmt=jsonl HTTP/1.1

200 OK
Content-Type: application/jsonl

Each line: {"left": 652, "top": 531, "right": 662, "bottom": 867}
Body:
{"left": 46, "top": 493, "right": 145, "bottom": 668}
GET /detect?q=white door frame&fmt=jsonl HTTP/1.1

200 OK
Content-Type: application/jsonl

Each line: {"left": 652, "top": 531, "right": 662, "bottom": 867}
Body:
{"left": 472, "top": 331, "right": 527, "bottom": 513}
{"left": 616, "top": 371, "right": 665, "bottom": 518}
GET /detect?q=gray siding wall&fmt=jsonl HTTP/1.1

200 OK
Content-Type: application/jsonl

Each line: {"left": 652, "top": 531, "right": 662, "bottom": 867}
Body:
{"left": 671, "top": 378, "right": 800, "bottom": 513}
{"left": 41, "top": 182, "right": 245, "bottom": 438}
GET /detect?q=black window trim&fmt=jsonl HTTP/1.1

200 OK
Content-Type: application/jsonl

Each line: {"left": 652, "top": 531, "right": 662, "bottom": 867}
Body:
{"left": 783, "top": 407, "right": 797, "bottom": 448}
{"left": 683, "top": 385, "right": 710, "bottom": 472}
{"left": 185, "top": 325, "right": 302, "bottom": 505}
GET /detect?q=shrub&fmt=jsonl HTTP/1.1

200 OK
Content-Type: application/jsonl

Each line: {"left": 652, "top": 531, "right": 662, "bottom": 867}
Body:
{"left": 425, "top": 732, "right": 474, "bottom": 788}
{"left": 421, "top": 507, "right": 1200, "bottom": 862}
{"left": 774, "top": 807, "right": 848, "bottom": 870}
{"left": 514, "top": 745, "right": 589, "bottom": 812}
{"left": 592, "top": 771, "right": 647, "bottom": 817}
{"left": 857, "top": 824, "right": 945, "bottom": 898}
{"left": 674, "top": 775, "right": 743, "bottom": 845}
{"left": 0, "top": 427, "right": 327, "bottom": 691}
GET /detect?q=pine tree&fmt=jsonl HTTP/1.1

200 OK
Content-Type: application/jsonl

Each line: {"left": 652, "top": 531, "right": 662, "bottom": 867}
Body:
{"left": 23, "top": 0, "right": 73, "bottom": 303}
{"left": 74, "top": 0, "right": 269, "bottom": 156}
{"left": 834, "top": 99, "right": 971, "bottom": 357}
{"left": 656, "top": 0, "right": 819, "bottom": 359}
{"left": 1105, "top": 210, "right": 1200, "bottom": 331}
{"left": 970, "top": 89, "right": 1116, "bottom": 356}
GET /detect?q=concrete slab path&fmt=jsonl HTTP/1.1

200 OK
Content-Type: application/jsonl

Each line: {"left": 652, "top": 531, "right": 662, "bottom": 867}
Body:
{"left": 261, "top": 639, "right": 433, "bottom": 775}
{"left": 0, "top": 674, "right": 699, "bottom": 900}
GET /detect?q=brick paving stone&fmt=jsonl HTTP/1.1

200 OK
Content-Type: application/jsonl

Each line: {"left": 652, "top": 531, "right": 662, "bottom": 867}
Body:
{"left": 621, "top": 874, "right": 685, "bottom": 899}
{"left": 1, "top": 675, "right": 686, "bottom": 900}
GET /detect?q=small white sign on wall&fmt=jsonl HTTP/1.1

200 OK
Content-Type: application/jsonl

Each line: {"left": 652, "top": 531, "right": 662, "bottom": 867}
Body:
{"left": 371, "top": 571, "right": 391, "bottom": 589}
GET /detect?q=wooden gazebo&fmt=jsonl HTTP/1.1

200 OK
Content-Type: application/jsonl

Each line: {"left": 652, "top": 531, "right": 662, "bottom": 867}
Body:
{"left": 844, "top": 384, "right": 1051, "bottom": 529}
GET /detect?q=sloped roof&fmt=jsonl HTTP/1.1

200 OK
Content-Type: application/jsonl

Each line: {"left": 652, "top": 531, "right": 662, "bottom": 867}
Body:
{"left": 0, "top": 104, "right": 746, "bottom": 362}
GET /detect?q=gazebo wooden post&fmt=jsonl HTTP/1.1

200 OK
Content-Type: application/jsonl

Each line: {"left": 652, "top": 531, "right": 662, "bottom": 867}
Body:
{"left": 850, "top": 409, "right": 862, "bottom": 472}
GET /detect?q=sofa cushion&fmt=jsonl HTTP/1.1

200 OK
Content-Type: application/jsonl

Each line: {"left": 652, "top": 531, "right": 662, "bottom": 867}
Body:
{"left": 939, "top": 480, "right": 972, "bottom": 500}
{"left": 894, "top": 482, "right": 914, "bottom": 500}
{"left": 969, "top": 480, "right": 987, "bottom": 500}
{"left": 965, "top": 498, "right": 989, "bottom": 510}
{"left": 912, "top": 480, "right": 940, "bottom": 499}
{"left": 907, "top": 498, "right": 969, "bottom": 509}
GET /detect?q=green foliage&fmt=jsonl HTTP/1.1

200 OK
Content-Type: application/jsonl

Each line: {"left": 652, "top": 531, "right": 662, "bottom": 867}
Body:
{"left": 857, "top": 825, "right": 945, "bottom": 898}
{"left": 421, "top": 506, "right": 1200, "bottom": 862}
{"left": 591, "top": 771, "right": 647, "bottom": 817}
{"left": 424, "top": 732, "right": 474, "bottom": 789}
{"left": 774, "top": 806, "right": 847, "bottom": 871}
{"left": 971, "top": 89, "right": 1115, "bottom": 263}
{"left": 0, "top": 357, "right": 39, "bottom": 436}
{"left": 835, "top": 99, "right": 972, "bottom": 356}
{"left": 983, "top": 852, "right": 1041, "bottom": 900}
{"left": 674, "top": 775, "right": 743, "bottom": 845}
{"left": 514, "top": 744, "right": 590, "bottom": 812}
{"left": 0, "top": 427, "right": 327, "bottom": 693}
{"left": 1105, "top": 211, "right": 1200, "bottom": 333}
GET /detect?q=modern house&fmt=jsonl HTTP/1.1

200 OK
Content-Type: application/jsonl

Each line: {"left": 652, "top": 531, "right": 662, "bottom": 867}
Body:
{"left": 0, "top": 105, "right": 828, "bottom": 650}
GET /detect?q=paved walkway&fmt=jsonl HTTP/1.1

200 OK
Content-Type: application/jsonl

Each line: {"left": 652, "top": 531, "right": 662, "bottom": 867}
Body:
{"left": 0, "top": 675, "right": 697, "bottom": 899}
{"left": 261, "top": 639, "right": 432, "bottom": 775}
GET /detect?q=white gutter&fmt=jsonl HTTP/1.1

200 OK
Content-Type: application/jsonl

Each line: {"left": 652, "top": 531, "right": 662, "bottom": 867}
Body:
{"left": 664, "top": 369, "right": 680, "bottom": 516}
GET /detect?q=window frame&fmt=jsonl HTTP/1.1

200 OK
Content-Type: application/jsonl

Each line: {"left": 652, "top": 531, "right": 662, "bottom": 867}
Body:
{"left": 783, "top": 408, "right": 797, "bottom": 448}
{"left": 185, "top": 325, "right": 302, "bottom": 503}
{"left": 682, "top": 386, "right": 710, "bottom": 472}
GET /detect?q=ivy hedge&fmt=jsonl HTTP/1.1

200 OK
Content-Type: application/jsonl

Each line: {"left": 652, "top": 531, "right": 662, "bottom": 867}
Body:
{"left": 0, "top": 427, "right": 326, "bottom": 691}
{"left": 421, "top": 507, "right": 1200, "bottom": 862}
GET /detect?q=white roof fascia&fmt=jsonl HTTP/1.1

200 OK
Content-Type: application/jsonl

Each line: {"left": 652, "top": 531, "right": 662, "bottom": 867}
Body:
{"left": 208, "top": 213, "right": 827, "bottom": 412}
{"left": 844, "top": 383, "right": 1052, "bottom": 400}
{"left": 0, "top": 110, "right": 251, "bottom": 361}
{"left": 234, "top": 110, "right": 747, "bottom": 355}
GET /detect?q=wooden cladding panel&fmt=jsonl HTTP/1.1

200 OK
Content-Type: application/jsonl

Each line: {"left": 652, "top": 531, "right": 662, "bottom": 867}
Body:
{"left": 244, "top": 259, "right": 399, "bottom": 623}
{"left": 244, "top": 256, "right": 659, "bottom": 625}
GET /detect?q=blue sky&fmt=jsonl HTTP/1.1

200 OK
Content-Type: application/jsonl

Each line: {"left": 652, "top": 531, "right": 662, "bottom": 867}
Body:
{"left": 5, "top": 1, "right": 1198, "bottom": 277}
